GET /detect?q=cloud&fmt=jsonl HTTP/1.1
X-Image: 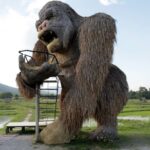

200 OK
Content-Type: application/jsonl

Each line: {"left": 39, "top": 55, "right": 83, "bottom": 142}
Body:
{"left": 0, "top": 0, "right": 67, "bottom": 87}
{"left": 27, "top": 0, "right": 66, "bottom": 15}
{"left": 98, "top": 0, "right": 120, "bottom": 6}
{"left": 0, "top": 8, "right": 36, "bottom": 87}
{"left": 27, "top": 0, "right": 52, "bottom": 14}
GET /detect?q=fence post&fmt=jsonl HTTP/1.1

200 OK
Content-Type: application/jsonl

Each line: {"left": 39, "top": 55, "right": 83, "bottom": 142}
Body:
{"left": 35, "top": 84, "right": 40, "bottom": 142}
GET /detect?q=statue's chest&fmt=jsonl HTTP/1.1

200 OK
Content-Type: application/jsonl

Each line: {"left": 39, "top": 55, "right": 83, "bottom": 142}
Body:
{"left": 58, "top": 66, "right": 75, "bottom": 78}
{"left": 58, "top": 66, "right": 76, "bottom": 89}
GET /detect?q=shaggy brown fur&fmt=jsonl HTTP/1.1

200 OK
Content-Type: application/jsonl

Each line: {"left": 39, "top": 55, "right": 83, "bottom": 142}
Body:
{"left": 16, "top": 1, "right": 128, "bottom": 144}
{"left": 31, "top": 40, "right": 48, "bottom": 65}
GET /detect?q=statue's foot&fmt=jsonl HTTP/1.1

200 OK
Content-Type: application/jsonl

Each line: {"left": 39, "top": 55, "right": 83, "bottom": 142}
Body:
{"left": 89, "top": 127, "right": 118, "bottom": 142}
{"left": 39, "top": 120, "right": 71, "bottom": 144}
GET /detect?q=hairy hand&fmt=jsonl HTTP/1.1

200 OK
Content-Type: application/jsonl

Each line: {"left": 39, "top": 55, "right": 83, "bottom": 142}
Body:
{"left": 19, "top": 55, "right": 60, "bottom": 85}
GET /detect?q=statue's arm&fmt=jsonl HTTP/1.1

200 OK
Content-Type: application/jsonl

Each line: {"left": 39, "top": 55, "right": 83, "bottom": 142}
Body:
{"left": 16, "top": 40, "right": 60, "bottom": 99}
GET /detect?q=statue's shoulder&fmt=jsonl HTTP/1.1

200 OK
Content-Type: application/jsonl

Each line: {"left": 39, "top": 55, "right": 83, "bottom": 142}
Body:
{"left": 79, "top": 13, "right": 116, "bottom": 33}
{"left": 85, "top": 13, "right": 115, "bottom": 24}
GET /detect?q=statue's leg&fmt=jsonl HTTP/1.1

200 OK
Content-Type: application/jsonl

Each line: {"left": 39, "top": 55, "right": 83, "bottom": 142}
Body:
{"left": 90, "top": 65, "right": 128, "bottom": 142}
{"left": 90, "top": 113, "right": 118, "bottom": 142}
{"left": 39, "top": 119, "right": 71, "bottom": 144}
{"left": 39, "top": 88, "right": 84, "bottom": 144}
{"left": 40, "top": 111, "right": 83, "bottom": 144}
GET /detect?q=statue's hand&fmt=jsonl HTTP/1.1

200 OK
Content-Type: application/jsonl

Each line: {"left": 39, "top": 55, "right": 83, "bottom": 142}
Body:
{"left": 19, "top": 55, "right": 60, "bottom": 85}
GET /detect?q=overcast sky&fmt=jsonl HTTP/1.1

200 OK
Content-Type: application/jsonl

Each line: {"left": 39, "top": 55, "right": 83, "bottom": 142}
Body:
{"left": 0, "top": 0, "right": 150, "bottom": 90}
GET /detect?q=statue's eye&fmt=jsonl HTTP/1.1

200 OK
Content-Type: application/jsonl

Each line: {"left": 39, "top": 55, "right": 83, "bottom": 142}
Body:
{"left": 35, "top": 20, "right": 42, "bottom": 29}
{"left": 45, "top": 12, "right": 54, "bottom": 20}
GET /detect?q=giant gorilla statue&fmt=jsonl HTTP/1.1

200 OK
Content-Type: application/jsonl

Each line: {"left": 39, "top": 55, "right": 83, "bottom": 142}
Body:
{"left": 16, "top": 1, "right": 128, "bottom": 144}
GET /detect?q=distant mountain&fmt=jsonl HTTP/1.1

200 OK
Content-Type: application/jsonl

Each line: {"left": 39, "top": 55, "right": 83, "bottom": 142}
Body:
{"left": 0, "top": 83, "right": 19, "bottom": 95}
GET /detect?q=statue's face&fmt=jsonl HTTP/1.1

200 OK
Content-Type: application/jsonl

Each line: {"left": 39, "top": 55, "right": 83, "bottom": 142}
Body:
{"left": 36, "top": 2, "right": 75, "bottom": 53}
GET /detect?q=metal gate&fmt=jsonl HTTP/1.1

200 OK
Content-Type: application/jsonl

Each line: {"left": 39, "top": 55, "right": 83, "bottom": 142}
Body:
{"left": 35, "top": 77, "right": 59, "bottom": 142}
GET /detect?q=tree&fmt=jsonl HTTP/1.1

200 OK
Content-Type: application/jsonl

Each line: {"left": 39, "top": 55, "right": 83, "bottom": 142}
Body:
{"left": 0, "top": 92, "right": 13, "bottom": 99}
{"left": 128, "top": 87, "right": 150, "bottom": 100}
{"left": 128, "top": 90, "right": 139, "bottom": 99}
{"left": 14, "top": 94, "right": 19, "bottom": 100}
{"left": 139, "top": 87, "right": 149, "bottom": 100}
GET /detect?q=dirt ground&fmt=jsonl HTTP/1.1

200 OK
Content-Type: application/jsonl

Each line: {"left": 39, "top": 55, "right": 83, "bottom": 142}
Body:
{"left": 0, "top": 134, "right": 150, "bottom": 150}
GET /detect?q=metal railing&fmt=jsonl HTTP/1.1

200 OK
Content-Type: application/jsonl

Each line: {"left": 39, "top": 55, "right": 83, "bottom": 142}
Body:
{"left": 35, "top": 77, "right": 59, "bottom": 142}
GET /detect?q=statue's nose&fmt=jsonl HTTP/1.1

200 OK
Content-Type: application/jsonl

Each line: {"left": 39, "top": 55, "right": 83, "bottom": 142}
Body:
{"left": 37, "top": 20, "right": 49, "bottom": 32}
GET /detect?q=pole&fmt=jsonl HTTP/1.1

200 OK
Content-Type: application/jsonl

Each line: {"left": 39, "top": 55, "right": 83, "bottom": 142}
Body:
{"left": 35, "top": 84, "right": 40, "bottom": 142}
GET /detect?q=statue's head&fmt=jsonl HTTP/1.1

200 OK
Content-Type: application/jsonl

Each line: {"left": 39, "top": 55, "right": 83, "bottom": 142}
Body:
{"left": 36, "top": 1, "right": 80, "bottom": 53}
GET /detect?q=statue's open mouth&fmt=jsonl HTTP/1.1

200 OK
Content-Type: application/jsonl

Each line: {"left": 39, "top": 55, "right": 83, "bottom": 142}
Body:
{"left": 38, "top": 29, "right": 62, "bottom": 53}
{"left": 38, "top": 30, "right": 58, "bottom": 45}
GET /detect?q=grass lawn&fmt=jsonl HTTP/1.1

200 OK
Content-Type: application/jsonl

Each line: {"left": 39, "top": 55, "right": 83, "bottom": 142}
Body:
{"left": 119, "top": 99, "right": 150, "bottom": 116}
{"left": 0, "top": 99, "right": 35, "bottom": 134}
{"left": 0, "top": 99, "right": 150, "bottom": 149}
{"left": 0, "top": 99, "right": 35, "bottom": 122}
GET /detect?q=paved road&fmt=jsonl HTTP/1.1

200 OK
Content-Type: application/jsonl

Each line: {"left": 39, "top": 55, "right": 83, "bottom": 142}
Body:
{"left": 0, "top": 135, "right": 52, "bottom": 150}
{"left": 0, "top": 134, "right": 75, "bottom": 150}
{"left": 0, "top": 134, "right": 150, "bottom": 150}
